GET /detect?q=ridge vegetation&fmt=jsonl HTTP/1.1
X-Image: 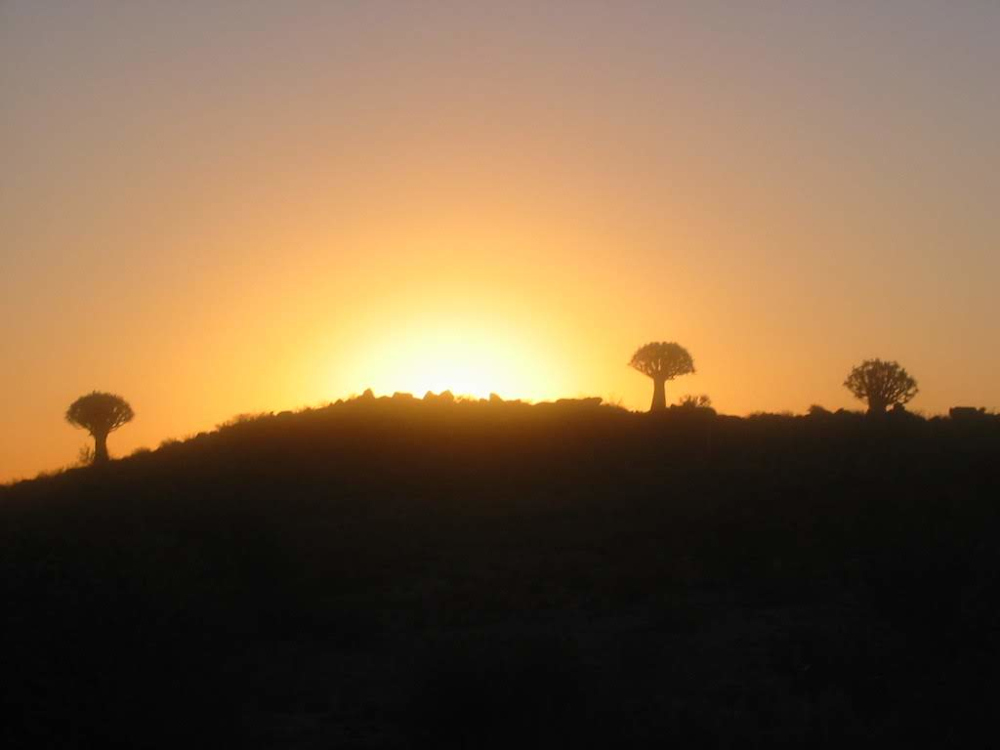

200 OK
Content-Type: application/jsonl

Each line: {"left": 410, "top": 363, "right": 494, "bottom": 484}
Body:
{"left": 3, "top": 394, "right": 999, "bottom": 747}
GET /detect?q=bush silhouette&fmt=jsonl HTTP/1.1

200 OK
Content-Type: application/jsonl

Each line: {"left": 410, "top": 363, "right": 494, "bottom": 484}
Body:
{"left": 77, "top": 444, "right": 96, "bottom": 467}
{"left": 629, "top": 342, "right": 695, "bottom": 412}
{"left": 677, "top": 394, "right": 712, "bottom": 409}
{"left": 65, "top": 391, "right": 134, "bottom": 464}
{"left": 843, "top": 359, "right": 918, "bottom": 416}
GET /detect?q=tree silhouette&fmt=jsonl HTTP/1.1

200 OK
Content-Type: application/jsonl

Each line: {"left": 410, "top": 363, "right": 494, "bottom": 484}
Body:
{"left": 65, "top": 391, "right": 134, "bottom": 464}
{"left": 843, "top": 359, "right": 918, "bottom": 415}
{"left": 629, "top": 342, "right": 695, "bottom": 412}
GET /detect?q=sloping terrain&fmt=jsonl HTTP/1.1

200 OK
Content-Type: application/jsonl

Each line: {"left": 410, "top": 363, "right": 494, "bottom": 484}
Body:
{"left": 3, "top": 398, "right": 999, "bottom": 747}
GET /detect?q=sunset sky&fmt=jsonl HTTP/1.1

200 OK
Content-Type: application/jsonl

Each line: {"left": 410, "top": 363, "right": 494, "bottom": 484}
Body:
{"left": 2, "top": 1, "right": 998, "bottom": 481}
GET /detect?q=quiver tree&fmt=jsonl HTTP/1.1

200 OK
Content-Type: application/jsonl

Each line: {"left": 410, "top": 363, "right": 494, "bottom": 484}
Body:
{"left": 65, "top": 391, "right": 134, "bottom": 464}
{"left": 629, "top": 342, "right": 695, "bottom": 412}
{"left": 843, "top": 359, "right": 918, "bottom": 416}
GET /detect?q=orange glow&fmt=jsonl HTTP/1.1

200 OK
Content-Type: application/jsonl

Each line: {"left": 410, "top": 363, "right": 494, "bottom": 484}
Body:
{"left": 3, "top": 3, "right": 999, "bottom": 482}
{"left": 341, "top": 319, "right": 560, "bottom": 401}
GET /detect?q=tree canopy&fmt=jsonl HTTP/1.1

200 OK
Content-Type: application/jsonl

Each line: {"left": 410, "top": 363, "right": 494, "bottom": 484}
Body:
{"left": 629, "top": 342, "right": 695, "bottom": 382}
{"left": 629, "top": 342, "right": 695, "bottom": 411}
{"left": 66, "top": 391, "right": 134, "bottom": 463}
{"left": 843, "top": 359, "right": 918, "bottom": 415}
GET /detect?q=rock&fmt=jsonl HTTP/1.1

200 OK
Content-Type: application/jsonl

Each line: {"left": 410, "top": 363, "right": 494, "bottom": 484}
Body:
{"left": 554, "top": 397, "right": 602, "bottom": 408}
{"left": 950, "top": 406, "right": 987, "bottom": 421}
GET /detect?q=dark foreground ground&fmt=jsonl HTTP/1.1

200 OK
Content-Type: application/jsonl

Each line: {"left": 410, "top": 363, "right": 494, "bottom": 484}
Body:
{"left": 2, "top": 397, "right": 999, "bottom": 747}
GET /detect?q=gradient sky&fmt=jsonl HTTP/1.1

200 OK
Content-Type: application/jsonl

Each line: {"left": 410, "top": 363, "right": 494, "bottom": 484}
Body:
{"left": 2, "top": 1, "right": 998, "bottom": 481}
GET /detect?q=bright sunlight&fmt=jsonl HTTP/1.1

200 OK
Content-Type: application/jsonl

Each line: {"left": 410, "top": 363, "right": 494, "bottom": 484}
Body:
{"left": 341, "top": 318, "right": 562, "bottom": 401}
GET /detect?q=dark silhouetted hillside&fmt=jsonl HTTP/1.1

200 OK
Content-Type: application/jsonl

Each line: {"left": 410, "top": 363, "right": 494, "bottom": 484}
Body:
{"left": 3, "top": 395, "right": 999, "bottom": 747}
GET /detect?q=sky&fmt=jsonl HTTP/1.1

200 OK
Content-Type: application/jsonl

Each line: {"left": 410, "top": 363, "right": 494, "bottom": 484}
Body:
{"left": 2, "top": 1, "right": 998, "bottom": 481}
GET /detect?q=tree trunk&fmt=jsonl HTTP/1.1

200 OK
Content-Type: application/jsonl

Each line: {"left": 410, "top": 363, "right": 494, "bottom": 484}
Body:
{"left": 867, "top": 398, "right": 888, "bottom": 416}
{"left": 650, "top": 377, "right": 667, "bottom": 412}
{"left": 93, "top": 431, "right": 109, "bottom": 464}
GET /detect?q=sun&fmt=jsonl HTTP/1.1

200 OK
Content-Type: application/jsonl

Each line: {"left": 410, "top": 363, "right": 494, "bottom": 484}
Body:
{"left": 339, "top": 319, "right": 559, "bottom": 402}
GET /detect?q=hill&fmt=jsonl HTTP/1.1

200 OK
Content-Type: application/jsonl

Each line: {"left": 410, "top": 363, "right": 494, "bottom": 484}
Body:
{"left": 3, "top": 396, "right": 999, "bottom": 747}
